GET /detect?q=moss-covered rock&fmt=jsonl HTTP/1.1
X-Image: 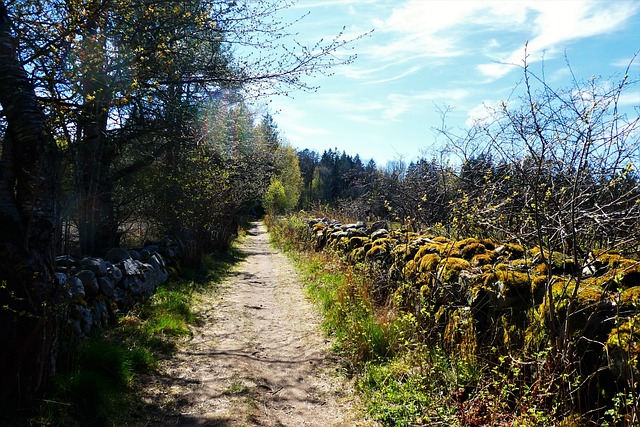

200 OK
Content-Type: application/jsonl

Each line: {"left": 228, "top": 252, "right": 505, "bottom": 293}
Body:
{"left": 530, "top": 247, "right": 578, "bottom": 276}
{"left": 538, "top": 278, "right": 607, "bottom": 337}
{"left": 348, "top": 247, "right": 366, "bottom": 264}
{"left": 471, "top": 252, "right": 495, "bottom": 267}
{"left": 437, "top": 257, "right": 472, "bottom": 284}
{"left": 455, "top": 238, "right": 490, "bottom": 260}
{"left": 605, "top": 314, "right": 640, "bottom": 382}
{"left": 366, "top": 244, "right": 388, "bottom": 262}
{"left": 494, "top": 243, "right": 525, "bottom": 260}
{"left": 477, "top": 265, "right": 533, "bottom": 310}
{"left": 418, "top": 253, "right": 441, "bottom": 275}
{"left": 443, "top": 307, "right": 477, "bottom": 358}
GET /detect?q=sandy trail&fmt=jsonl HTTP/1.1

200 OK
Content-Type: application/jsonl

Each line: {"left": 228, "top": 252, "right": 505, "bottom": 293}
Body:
{"left": 130, "top": 221, "right": 371, "bottom": 427}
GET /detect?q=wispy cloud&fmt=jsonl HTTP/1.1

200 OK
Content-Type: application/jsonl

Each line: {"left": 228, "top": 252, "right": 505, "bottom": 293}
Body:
{"left": 383, "top": 89, "right": 469, "bottom": 121}
{"left": 618, "top": 91, "right": 640, "bottom": 107}
{"left": 476, "top": 1, "right": 640, "bottom": 80}
{"left": 360, "top": 0, "right": 639, "bottom": 82}
{"left": 367, "top": 65, "right": 421, "bottom": 84}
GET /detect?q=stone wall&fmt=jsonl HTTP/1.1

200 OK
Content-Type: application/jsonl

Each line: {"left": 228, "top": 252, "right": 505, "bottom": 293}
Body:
{"left": 307, "top": 218, "right": 640, "bottom": 389}
{"left": 55, "top": 237, "right": 182, "bottom": 337}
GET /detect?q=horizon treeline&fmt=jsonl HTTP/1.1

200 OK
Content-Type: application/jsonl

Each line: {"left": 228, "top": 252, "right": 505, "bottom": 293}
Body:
{"left": 294, "top": 62, "right": 640, "bottom": 257}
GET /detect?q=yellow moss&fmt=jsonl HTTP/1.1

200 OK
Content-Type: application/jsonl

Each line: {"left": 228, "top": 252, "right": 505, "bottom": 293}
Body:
{"left": 349, "top": 247, "right": 366, "bottom": 264}
{"left": 413, "top": 244, "right": 438, "bottom": 262}
{"left": 460, "top": 242, "right": 487, "bottom": 260}
{"left": 454, "top": 237, "right": 479, "bottom": 249}
{"left": 372, "top": 237, "right": 392, "bottom": 248}
{"left": 438, "top": 257, "right": 471, "bottom": 283}
{"left": 471, "top": 252, "right": 494, "bottom": 267}
{"left": 348, "top": 236, "right": 369, "bottom": 251}
{"left": 432, "top": 236, "right": 451, "bottom": 244}
{"left": 478, "top": 267, "right": 532, "bottom": 308}
{"left": 538, "top": 278, "right": 605, "bottom": 334}
{"left": 444, "top": 307, "right": 477, "bottom": 358}
{"left": 313, "top": 222, "right": 326, "bottom": 232}
{"left": 365, "top": 245, "right": 387, "bottom": 260}
{"left": 605, "top": 314, "right": 640, "bottom": 381}
{"left": 391, "top": 243, "right": 417, "bottom": 263}
{"left": 530, "top": 247, "right": 577, "bottom": 275}
{"left": 596, "top": 252, "right": 624, "bottom": 266}
{"left": 610, "top": 260, "right": 640, "bottom": 289}
{"left": 583, "top": 260, "right": 640, "bottom": 290}
{"left": 502, "top": 243, "right": 525, "bottom": 258}
{"left": 418, "top": 253, "right": 441, "bottom": 274}
{"left": 511, "top": 259, "right": 532, "bottom": 270}
{"left": 403, "top": 259, "right": 417, "bottom": 278}
{"left": 620, "top": 286, "right": 640, "bottom": 306}
{"left": 488, "top": 269, "right": 530, "bottom": 290}
{"left": 479, "top": 239, "right": 497, "bottom": 250}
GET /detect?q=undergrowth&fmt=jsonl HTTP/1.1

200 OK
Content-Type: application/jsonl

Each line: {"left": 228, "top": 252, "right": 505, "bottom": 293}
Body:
{"left": 18, "top": 246, "right": 245, "bottom": 427}
{"left": 267, "top": 214, "right": 464, "bottom": 425}
{"left": 266, "top": 213, "right": 624, "bottom": 427}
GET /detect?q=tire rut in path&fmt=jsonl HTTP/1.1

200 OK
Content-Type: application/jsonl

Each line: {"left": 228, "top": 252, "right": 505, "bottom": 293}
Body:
{"left": 134, "top": 221, "right": 371, "bottom": 427}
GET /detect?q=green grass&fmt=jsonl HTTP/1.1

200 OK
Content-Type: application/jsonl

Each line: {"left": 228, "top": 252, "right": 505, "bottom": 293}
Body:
{"left": 267, "top": 214, "right": 478, "bottom": 427}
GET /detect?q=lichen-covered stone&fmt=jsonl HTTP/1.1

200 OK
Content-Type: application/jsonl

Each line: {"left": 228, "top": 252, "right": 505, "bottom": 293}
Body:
{"left": 605, "top": 314, "right": 640, "bottom": 382}
{"left": 437, "top": 257, "right": 471, "bottom": 284}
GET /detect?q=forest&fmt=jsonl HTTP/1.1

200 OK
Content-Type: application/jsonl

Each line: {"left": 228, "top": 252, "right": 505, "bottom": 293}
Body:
{"left": 1, "top": 0, "right": 639, "bottom": 424}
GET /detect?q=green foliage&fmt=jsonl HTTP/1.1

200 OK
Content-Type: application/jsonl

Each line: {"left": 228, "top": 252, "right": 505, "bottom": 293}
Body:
{"left": 264, "top": 178, "right": 288, "bottom": 215}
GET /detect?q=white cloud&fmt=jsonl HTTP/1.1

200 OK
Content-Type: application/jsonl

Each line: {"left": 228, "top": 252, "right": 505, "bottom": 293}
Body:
{"left": 359, "top": 0, "right": 639, "bottom": 82}
{"left": 466, "top": 100, "right": 500, "bottom": 127}
{"left": 383, "top": 89, "right": 469, "bottom": 121}
{"left": 367, "top": 65, "right": 421, "bottom": 84}
{"left": 617, "top": 91, "right": 640, "bottom": 107}
{"left": 476, "top": 1, "right": 640, "bottom": 80}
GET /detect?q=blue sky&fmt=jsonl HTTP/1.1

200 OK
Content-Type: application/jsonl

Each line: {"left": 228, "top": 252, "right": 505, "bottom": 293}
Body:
{"left": 265, "top": 0, "right": 640, "bottom": 166}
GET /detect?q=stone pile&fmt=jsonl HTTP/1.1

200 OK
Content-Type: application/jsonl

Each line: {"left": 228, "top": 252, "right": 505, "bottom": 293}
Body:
{"left": 55, "top": 237, "right": 183, "bottom": 337}
{"left": 306, "top": 217, "right": 640, "bottom": 389}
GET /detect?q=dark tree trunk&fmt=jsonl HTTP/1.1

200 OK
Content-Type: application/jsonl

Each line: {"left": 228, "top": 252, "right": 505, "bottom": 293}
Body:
{"left": 0, "top": 1, "right": 64, "bottom": 406}
{"left": 75, "top": 16, "right": 117, "bottom": 255}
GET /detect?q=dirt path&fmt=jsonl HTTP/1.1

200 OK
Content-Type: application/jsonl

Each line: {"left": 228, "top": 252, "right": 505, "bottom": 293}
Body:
{"left": 130, "top": 221, "right": 373, "bottom": 427}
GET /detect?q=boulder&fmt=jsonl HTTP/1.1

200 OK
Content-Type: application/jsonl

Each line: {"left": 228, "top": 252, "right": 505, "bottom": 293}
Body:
{"left": 79, "top": 257, "right": 108, "bottom": 276}
{"left": 76, "top": 269, "right": 99, "bottom": 296}
{"left": 98, "top": 276, "right": 115, "bottom": 298}
{"left": 105, "top": 247, "right": 131, "bottom": 263}
{"left": 68, "top": 276, "right": 85, "bottom": 299}
{"left": 107, "top": 263, "right": 123, "bottom": 285}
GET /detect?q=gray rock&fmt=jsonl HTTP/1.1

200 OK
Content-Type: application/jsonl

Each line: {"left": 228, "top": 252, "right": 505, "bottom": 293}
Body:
{"left": 120, "top": 258, "right": 145, "bottom": 276}
{"left": 76, "top": 269, "right": 99, "bottom": 296}
{"left": 128, "top": 250, "right": 142, "bottom": 261}
{"left": 113, "top": 287, "right": 133, "bottom": 311}
{"left": 56, "top": 272, "right": 67, "bottom": 286}
{"left": 79, "top": 257, "right": 108, "bottom": 276}
{"left": 69, "top": 276, "right": 85, "bottom": 299}
{"left": 104, "top": 247, "right": 131, "bottom": 263}
{"left": 143, "top": 244, "right": 160, "bottom": 253}
{"left": 98, "top": 276, "right": 115, "bottom": 298}
{"left": 139, "top": 249, "right": 151, "bottom": 260}
{"left": 369, "top": 220, "right": 388, "bottom": 234}
{"left": 107, "top": 263, "right": 123, "bottom": 285}
{"left": 55, "top": 255, "right": 77, "bottom": 268}
{"left": 70, "top": 305, "right": 93, "bottom": 337}
{"left": 91, "top": 299, "right": 110, "bottom": 329}
{"left": 370, "top": 229, "right": 389, "bottom": 240}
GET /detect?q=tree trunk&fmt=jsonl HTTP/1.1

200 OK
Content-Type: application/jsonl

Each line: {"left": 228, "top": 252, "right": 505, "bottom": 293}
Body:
{"left": 75, "top": 16, "right": 116, "bottom": 255}
{"left": 0, "top": 1, "right": 63, "bottom": 406}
